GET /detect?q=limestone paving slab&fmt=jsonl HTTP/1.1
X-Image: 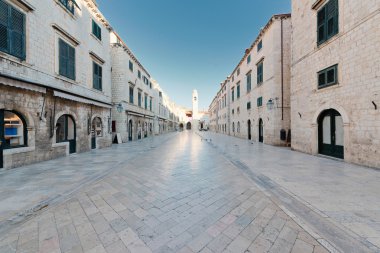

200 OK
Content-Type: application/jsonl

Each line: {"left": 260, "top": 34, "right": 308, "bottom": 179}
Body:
{"left": 0, "top": 132, "right": 330, "bottom": 253}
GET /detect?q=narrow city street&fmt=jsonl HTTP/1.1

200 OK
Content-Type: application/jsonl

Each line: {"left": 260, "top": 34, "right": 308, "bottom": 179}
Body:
{"left": 0, "top": 131, "right": 379, "bottom": 253}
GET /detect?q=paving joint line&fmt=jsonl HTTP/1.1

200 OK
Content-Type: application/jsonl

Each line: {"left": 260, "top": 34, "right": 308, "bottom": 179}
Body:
{"left": 198, "top": 132, "right": 379, "bottom": 253}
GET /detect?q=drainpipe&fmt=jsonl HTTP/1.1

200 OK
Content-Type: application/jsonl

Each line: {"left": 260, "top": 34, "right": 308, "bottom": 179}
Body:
{"left": 281, "top": 18, "right": 284, "bottom": 121}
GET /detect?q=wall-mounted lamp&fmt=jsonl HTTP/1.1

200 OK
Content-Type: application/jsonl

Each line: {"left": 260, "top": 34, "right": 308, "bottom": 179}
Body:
{"left": 116, "top": 103, "right": 124, "bottom": 113}
{"left": 372, "top": 101, "right": 377, "bottom": 110}
{"left": 267, "top": 97, "right": 279, "bottom": 110}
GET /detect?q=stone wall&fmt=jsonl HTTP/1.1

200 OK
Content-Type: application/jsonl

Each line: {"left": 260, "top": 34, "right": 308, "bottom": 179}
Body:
{"left": 291, "top": 0, "right": 380, "bottom": 168}
{"left": 1, "top": 85, "right": 112, "bottom": 169}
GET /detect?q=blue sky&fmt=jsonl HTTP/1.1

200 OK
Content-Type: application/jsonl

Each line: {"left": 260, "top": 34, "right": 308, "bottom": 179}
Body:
{"left": 97, "top": 0, "right": 291, "bottom": 110}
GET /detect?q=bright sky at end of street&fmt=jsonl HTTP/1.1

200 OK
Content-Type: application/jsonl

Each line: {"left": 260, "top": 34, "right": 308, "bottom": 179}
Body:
{"left": 96, "top": 0, "right": 291, "bottom": 110}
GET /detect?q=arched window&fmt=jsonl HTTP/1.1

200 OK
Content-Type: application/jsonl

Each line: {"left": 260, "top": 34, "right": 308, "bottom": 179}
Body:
{"left": 2, "top": 110, "right": 27, "bottom": 149}
{"left": 237, "top": 122, "right": 240, "bottom": 133}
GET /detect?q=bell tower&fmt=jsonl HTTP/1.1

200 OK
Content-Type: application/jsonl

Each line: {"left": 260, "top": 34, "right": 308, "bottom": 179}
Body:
{"left": 192, "top": 90, "right": 199, "bottom": 120}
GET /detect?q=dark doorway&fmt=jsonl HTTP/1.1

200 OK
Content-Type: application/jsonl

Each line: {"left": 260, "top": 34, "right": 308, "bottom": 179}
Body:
{"left": 258, "top": 118, "right": 264, "bottom": 143}
{"left": 186, "top": 122, "right": 191, "bottom": 130}
{"left": 248, "top": 120, "right": 252, "bottom": 140}
{"left": 0, "top": 109, "right": 3, "bottom": 169}
{"left": 91, "top": 117, "right": 102, "bottom": 149}
{"left": 56, "top": 115, "right": 76, "bottom": 154}
{"left": 179, "top": 123, "right": 184, "bottom": 131}
{"left": 128, "top": 120, "right": 133, "bottom": 141}
{"left": 144, "top": 122, "right": 147, "bottom": 138}
{"left": 318, "top": 109, "right": 344, "bottom": 159}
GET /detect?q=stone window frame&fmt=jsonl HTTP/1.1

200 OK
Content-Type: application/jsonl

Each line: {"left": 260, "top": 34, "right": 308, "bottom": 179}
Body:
{"left": 317, "top": 64, "right": 338, "bottom": 89}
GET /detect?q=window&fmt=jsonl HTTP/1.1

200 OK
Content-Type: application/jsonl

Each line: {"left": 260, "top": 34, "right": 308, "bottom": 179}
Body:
{"left": 232, "top": 75, "right": 234, "bottom": 82}
{"left": 59, "top": 0, "right": 75, "bottom": 14}
{"left": 246, "top": 72, "right": 252, "bottom": 93}
{"left": 2, "top": 110, "right": 27, "bottom": 149}
{"left": 317, "top": 0, "right": 339, "bottom": 45}
{"left": 59, "top": 39, "right": 75, "bottom": 80}
{"left": 237, "top": 68, "right": 240, "bottom": 76}
{"left": 247, "top": 102, "right": 251, "bottom": 110}
{"left": 159, "top": 91, "right": 162, "bottom": 97}
{"left": 149, "top": 82, "right": 152, "bottom": 89}
{"left": 318, "top": 64, "right": 338, "bottom": 88}
{"left": 0, "top": 1, "right": 25, "bottom": 60}
{"left": 138, "top": 91, "right": 142, "bottom": 107}
{"left": 232, "top": 109, "right": 234, "bottom": 115}
{"left": 149, "top": 97, "right": 152, "bottom": 111}
{"left": 144, "top": 94, "right": 148, "bottom": 109}
{"left": 257, "top": 40, "right": 263, "bottom": 51}
{"left": 237, "top": 83, "right": 240, "bottom": 98}
{"left": 129, "top": 60, "right": 133, "bottom": 72}
{"left": 232, "top": 122, "right": 235, "bottom": 132}
{"left": 257, "top": 61, "right": 263, "bottom": 85}
{"left": 237, "top": 107, "right": 240, "bottom": 114}
{"left": 257, "top": 97, "right": 263, "bottom": 107}
{"left": 129, "top": 86, "right": 134, "bottom": 103}
{"left": 93, "top": 62, "right": 102, "bottom": 91}
{"left": 247, "top": 55, "right": 251, "bottom": 64}
{"left": 138, "top": 70, "right": 141, "bottom": 79}
{"left": 92, "top": 20, "right": 101, "bottom": 41}
{"left": 231, "top": 88, "right": 235, "bottom": 102}
{"left": 237, "top": 122, "right": 240, "bottom": 133}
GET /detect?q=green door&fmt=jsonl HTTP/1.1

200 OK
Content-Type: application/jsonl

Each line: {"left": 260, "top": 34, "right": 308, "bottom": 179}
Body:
{"left": 318, "top": 109, "right": 344, "bottom": 159}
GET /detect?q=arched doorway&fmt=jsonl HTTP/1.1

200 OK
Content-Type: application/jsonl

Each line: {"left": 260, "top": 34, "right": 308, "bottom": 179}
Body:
{"left": 179, "top": 123, "right": 184, "bottom": 131}
{"left": 186, "top": 122, "right": 191, "bottom": 130}
{"left": 318, "top": 109, "right": 344, "bottom": 159}
{"left": 0, "top": 110, "right": 28, "bottom": 168}
{"left": 137, "top": 121, "right": 141, "bottom": 139}
{"left": 128, "top": 120, "right": 133, "bottom": 141}
{"left": 258, "top": 118, "right": 263, "bottom": 143}
{"left": 247, "top": 120, "right": 251, "bottom": 140}
{"left": 91, "top": 117, "right": 102, "bottom": 149}
{"left": 56, "top": 114, "right": 76, "bottom": 154}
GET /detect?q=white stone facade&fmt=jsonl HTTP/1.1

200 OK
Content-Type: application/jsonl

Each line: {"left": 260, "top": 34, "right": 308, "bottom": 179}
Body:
{"left": 0, "top": 0, "right": 113, "bottom": 169}
{"left": 209, "top": 14, "right": 292, "bottom": 146}
{"left": 291, "top": 0, "right": 380, "bottom": 168}
{"left": 110, "top": 32, "right": 180, "bottom": 142}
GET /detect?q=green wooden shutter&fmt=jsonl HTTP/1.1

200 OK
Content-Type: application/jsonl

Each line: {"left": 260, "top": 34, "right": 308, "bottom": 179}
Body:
{"left": 317, "top": 6, "right": 326, "bottom": 44}
{"left": 10, "top": 7, "right": 25, "bottom": 59}
{"left": 68, "top": 45, "right": 75, "bottom": 80}
{"left": 0, "top": 0, "right": 9, "bottom": 53}
{"left": 59, "top": 39, "right": 67, "bottom": 77}
{"left": 98, "top": 65, "right": 102, "bottom": 90}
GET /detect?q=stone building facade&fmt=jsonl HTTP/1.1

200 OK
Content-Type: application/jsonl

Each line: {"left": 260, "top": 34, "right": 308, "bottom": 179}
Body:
{"left": 110, "top": 32, "right": 180, "bottom": 143}
{"left": 209, "top": 14, "right": 292, "bottom": 146}
{"left": 0, "top": 0, "right": 113, "bottom": 169}
{"left": 291, "top": 0, "right": 380, "bottom": 167}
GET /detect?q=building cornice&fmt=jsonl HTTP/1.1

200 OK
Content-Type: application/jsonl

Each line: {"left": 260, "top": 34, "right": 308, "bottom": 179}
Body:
{"left": 229, "top": 13, "right": 291, "bottom": 79}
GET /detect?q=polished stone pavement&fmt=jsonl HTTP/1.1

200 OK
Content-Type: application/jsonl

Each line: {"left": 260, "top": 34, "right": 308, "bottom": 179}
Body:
{"left": 0, "top": 131, "right": 378, "bottom": 252}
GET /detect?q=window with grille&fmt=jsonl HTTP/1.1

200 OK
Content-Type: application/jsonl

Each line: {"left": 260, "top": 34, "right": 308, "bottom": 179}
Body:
{"left": 246, "top": 72, "right": 251, "bottom": 92}
{"left": 318, "top": 64, "right": 338, "bottom": 88}
{"left": 317, "top": 0, "right": 339, "bottom": 45}
{"left": 257, "top": 61, "right": 263, "bottom": 85}
{"left": 92, "top": 20, "right": 101, "bottom": 41}
{"left": 93, "top": 62, "right": 102, "bottom": 91}
{"left": 129, "top": 86, "right": 134, "bottom": 103}
{"left": 257, "top": 97, "right": 263, "bottom": 107}
{"left": 59, "top": 0, "right": 75, "bottom": 14}
{"left": 257, "top": 40, "right": 262, "bottom": 51}
{"left": 59, "top": 39, "right": 75, "bottom": 80}
{"left": 0, "top": 0, "right": 25, "bottom": 60}
{"left": 129, "top": 60, "right": 133, "bottom": 72}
